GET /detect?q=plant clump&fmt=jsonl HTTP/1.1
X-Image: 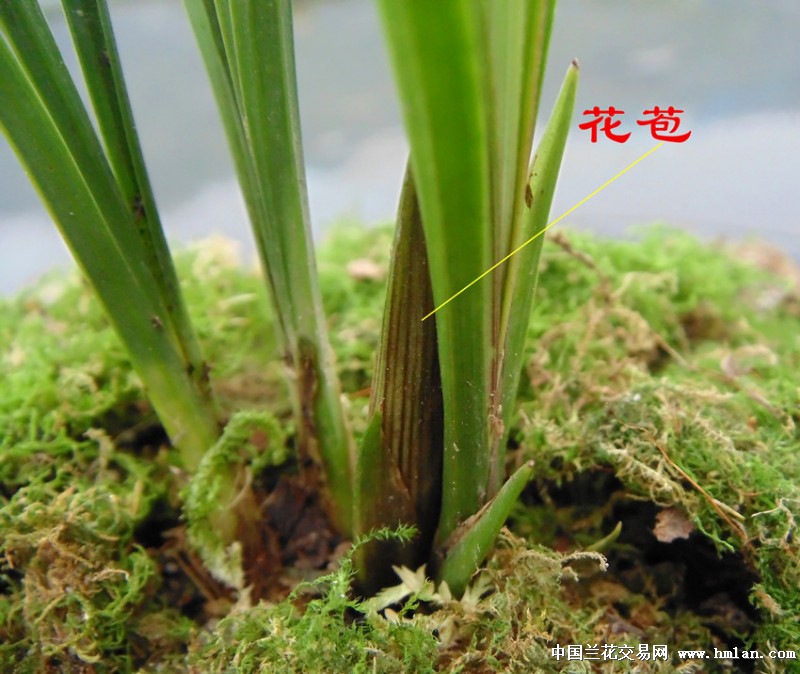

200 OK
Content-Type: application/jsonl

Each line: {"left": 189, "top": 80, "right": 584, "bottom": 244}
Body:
{"left": 1, "top": 226, "right": 799, "bottom": 672}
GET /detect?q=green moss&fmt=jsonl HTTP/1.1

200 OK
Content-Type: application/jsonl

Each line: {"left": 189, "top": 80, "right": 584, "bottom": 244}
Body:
{"left": 2, "top": 225, "right": 799, "bottom": 672}
{"left": 184, "top": 410, "right": 288, "bottom": 587}
{"left": 193, "top": 529, "right": 440, "bottom": 674}
{"left": 0, "top": 432, "right": 183, "bottom": 672}
{"left": 515, "top": 227, "right": 800, "bottom": 662}
{"left": 0, "top": 274, "right": 141, "bottom": 448}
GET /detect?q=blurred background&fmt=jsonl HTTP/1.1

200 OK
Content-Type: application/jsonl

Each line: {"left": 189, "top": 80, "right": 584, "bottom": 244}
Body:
{"left": 1, "top": 0, "right": 798, "bottom": 294}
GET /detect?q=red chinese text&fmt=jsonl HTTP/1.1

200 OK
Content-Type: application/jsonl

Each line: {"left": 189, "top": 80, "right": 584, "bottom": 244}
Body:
{"left": 579, "top": 106, "right": 691, "bottom": 143}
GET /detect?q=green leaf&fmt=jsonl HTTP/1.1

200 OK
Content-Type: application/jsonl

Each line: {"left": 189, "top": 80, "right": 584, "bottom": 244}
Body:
{"left": 485, "top": 0, "right": 556, "bottom": 272}
{"left": 498, "top": 61, "right": 579, "bottom": 437}
{"left": 185, "top": 0, "right": 354, "bottom": 533}
{"left": 0, "top": 1, "right": 219, "bottom": 469}
{"left": 481, "top": 0, "right": 558, "bottom": 496}
{"left": 61, "top": 0, "right": 213, "bottom": 404}
{"left": 437, "top": 460, "right": 534, "bottom": 597}
{"left": 377, "top": 0, "right": 493, "bottom": 544}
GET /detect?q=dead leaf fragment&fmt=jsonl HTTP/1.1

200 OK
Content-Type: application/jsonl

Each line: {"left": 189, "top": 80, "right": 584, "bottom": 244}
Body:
{"left": 346, "top": 258, "right": 385, "bottom": 281}
{"left": 653, "top": 507, "right": 694, "bottom": 543}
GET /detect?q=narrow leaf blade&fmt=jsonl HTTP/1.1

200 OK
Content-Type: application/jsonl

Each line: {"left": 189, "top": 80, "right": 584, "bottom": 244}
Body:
{"left": 377, "top": 0, "right": 493, "bottom": 543}
{"left": 62, "top": 0, "right": 213, "bottom": 401}
{"left": 499, "top": 61, "right": 579, "bottom": 439}
{"left": 437, "top": 460, "right": 534, "bottom": 597}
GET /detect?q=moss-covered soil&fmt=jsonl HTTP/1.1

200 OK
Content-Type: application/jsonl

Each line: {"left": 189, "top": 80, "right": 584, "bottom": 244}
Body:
{"left": 1, "top": 226, "right": 799, "bottom": 673}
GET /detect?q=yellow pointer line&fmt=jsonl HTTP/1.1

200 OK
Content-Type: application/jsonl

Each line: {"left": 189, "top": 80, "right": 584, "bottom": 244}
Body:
{"left": 422, "top": 141, "right": 664, "bottom": 321}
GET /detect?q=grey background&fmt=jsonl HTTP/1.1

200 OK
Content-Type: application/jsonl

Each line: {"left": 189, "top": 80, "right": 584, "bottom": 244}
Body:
{"left": 1, "top": 0, "right": 798, "bottom": 294}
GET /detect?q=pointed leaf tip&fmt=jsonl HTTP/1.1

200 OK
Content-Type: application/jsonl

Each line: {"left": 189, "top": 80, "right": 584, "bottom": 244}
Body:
{"left": 437, "top": 461, "right": 534, "bottom": 596}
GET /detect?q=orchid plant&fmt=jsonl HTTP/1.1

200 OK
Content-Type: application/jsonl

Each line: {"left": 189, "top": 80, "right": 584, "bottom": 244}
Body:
{"left": 0, "top": 0, "right": 576, "bottom": 596}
